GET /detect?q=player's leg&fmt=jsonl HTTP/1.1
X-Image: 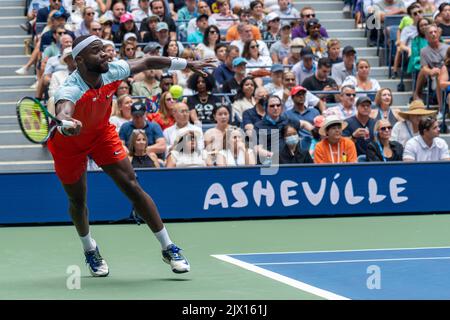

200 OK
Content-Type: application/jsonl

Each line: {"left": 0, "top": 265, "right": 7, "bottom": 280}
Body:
{"left": 62, "top": 173, "right": 109, "bottom": 277}
{"left": 101, "top": 158, "right": 190, "bottom": 273}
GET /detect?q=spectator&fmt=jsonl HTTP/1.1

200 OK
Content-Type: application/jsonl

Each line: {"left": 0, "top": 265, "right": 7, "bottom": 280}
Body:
{"left": 89, "top": 21, "right": 103, "bottom": 37}
{"left": 148, "top": 0, "right": 177, "bottom": 39}
{"left": 302, "top": 57, "right": 339, "bottom": 104}
{"left": 331, "top": 45, "right": 356, "bottom": 87}
{"left": 173, "top": 48, "right": 196, "bottom": 92}
{"left": 105, "top": 0, "right": 126, "bottom": 34}
{"left": 216, "top": 127, "right": 257, "bottom": 166}
{"left": 48, "top": 47, "right": 76, "bottom": 98}
{"left": 326, "top": 39, "right": 343, "bottom": 65}
{"left": 187, "top": 72, "right": 221, "bottom": 125}
{"left": 113, "top": 12, "right": 142, "bottom": 44}
{"left": 291, "top": 46, "right": 317, "bottom": 86}
{"left": 187, "top": 1, "right": 212, "bottom": 36}
{"left": 230, "top": 23, "right": 270, "bottom": 57}
{"left": 222, "top": 57, "right": 248, "bottom": 99}
{"left": 115, "top": 80, "right": 131, "bottom": 98}
{"left": 158, "top": 72, "right": 175, "bottom": 95}
{"left": 403, "top": 116, "right": 450, "bottom": 161}
{"left": 215, "top": 43, "right": 228, "bottom": 63}
{"left": 370, "top": 88, "right": 401, "bottom": 125}
{"left": 303, "top": 18, "right": 328, "bottom": 58}
{"left": 147, "top": 91, "right": 176, "bottom": 130}
{"left": 270, "top": 20, "right": 292, "bottom": 64}
{"left": 143, "top": 41, "right": 162, "bottom": 56}
{"left": 341, "top": 59, "right": 380, "bottom": 100}
{"left": 313, "top": 115, "right": 357, "bottom": 163}
{"left": 195, "top": 25, "right": 221, "bottom": 60}
{"left": 101, "top": 40, "right": 117, "bottom": 62}
{"left": 164, "top": 102, "right": 205, "bottom": 153}
{"left": 242, "top": 40, "right": 273, "bottom": 77}
{"left": 308, "top": 114, "right": 325, "bottom": 160}
{"left": 127, "top": 129, "right": 161, "bottom": 168}
{"left": 132, "top": 69, "right": 161, "bottom": 98}
{"left": 279, "top": 124, "right": 314, "bottom": 164}
{"left": 153, "top": 22, "right": 173, "bottom": 51}
{"left": 110, "top": 94, "right": 133, "bottom": 132}
{"left": 292, "top": 6, "right": 328, "bottom": 39}
{"left": 253, "top": 95, "right": 302, "bottom": 162}
{"left": 372, "top": 0, "right": 406, "bottom": 24}
{"left": 248, "top": 0, "right": 266, "bottom": 34}
{"left": 75, "top": 6, "right": 97, "bottom": 37}
{"left": 119, "top": 39, "right": 139, "bottom": 60}
{"left": 209, "top": 0, "right": 239, "bottom": 35}
{"left": 275, "top": 0, "right": 299, "bottom": 20}
{"left": 264, "top": 64, "right": 285, "bottom": 96}
{"left": 413, "top": 24, "right": 448, "bottom": 112}
{"left": 213, "top": 45, "right": 240, "bottom": 88}
{"left": 119, "top": 100, "right": 167, "bottom": 157}
{"left": 39, "top": 10, "right": 75, "bottom": 53}
{"left": 140, "top": 14, "right": 160, "bottom": 42}
{"left": 176, "top": 0, "right": 197, "bottom": 40}
{"left": 366, "top": 119, "right": 404, "bottom": 162}
{"left": 204, "top": 104, "right": 234, "bottom": 163}
{"left": 407, "top": 17, "right": 431, "bottom": 76}
{"left": 99, "top": 15, "right": 114, "bottom": 40}
{"left": 325, "top": 84, "right": 357, "bottom": 120}
{"left": 242, "top": 86, "right": 268, "bottom": 134}
{"left": 162, "top": 39, "right": 181, "bottom": 57}
{"left": 226, "top": 8, "right": 262, "bottom": 42}
{"left": 132, "top": 0, "right": 152, "bottom": 30}
{"left": 392, "top": 99, "right": 437, "bottom": 147}
{"left": 232, "top": 76, "right": 258, "bottom": 122}
{"left": 36, "top": 0, "right": 66, "bottom": 28}
{"left": 282, "top": 37, "right": 305, "bottom": 65}
{"left": 343, "top": 96, "right": 377, "bottom": 156}
{"left": 166, "top": 128, "right": 209, "bottom": 167}
{"left": 187, "top": 14, "right": 209, "bottom": 45}
{"left": 283, "top": 85, "right": 319, "bottom": 147}
{"left": 437, "top": 3, "right": 450, "bottom": 37}
{"left": 262, "top": 12, "right": 281, "bottom": 43}
{"left": 230, "top": 0, "right": 252, "bottom": 12}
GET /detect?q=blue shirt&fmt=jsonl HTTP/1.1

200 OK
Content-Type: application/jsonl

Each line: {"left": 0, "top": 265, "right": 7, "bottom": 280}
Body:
{"left": 119, "top": 120, "right": 164, "bottom": 148}
{"left": 213, "top": 63, "right": 235, "bottom": 87}
{"left": 284, "top": 107, "right": 320, "bottom": 137}
{"left": 242, "top": 107, "right": 264, "bottom": 129}
{"left": 187, "top": 30, "right": 204, "bottom": 44}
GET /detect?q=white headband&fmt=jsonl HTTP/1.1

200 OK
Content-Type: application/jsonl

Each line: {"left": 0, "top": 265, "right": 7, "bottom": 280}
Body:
{"left": 72, "top": 35, "right": 101, "bottom": 58}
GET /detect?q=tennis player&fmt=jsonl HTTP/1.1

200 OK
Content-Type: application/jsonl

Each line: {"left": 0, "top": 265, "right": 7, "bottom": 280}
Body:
{"left": 47, "top": 35, "right": 216, "bottom": 277}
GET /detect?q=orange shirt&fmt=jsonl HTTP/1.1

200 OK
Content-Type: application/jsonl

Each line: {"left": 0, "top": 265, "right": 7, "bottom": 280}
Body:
{"left": 226, "top": 25, "right": 262, "bottom": 42}
{"left": 314, "top": 137, "right": 357, "bottom": 164}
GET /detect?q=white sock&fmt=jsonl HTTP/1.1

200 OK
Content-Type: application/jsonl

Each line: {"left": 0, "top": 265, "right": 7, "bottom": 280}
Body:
{"left": 154, "top": 227, "right": 173, "bottom": 250}
{"left": 80, "top": 232, "right": 97, "bottom": 252}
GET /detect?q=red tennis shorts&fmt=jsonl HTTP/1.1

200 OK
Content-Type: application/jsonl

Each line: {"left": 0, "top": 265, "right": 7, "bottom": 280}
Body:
{"left": 47, "top": 124, "right": 127, "bottom": 185}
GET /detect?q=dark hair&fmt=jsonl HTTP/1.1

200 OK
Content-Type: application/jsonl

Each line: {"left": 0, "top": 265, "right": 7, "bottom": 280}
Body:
{"left": 162, "top": 40, "right": 179, "bottom": 57}
{"left": 187, "top": 72, "right": 216, "bottom": 92}
{"left": 267, "top": 94, "right": 282, "bottom": 107}
{"left": 242, "top": 40, "right": 258, "bottom": 59}
{"left": 249, "top": 0, "right": 263, "bottom": 10}
{"left": 238, "top": 8, "right": 251, "bottom": 17}
{"left": 282, "top": 124, "right": 298, "bottom": 138}
{"left": 235, "top": 76, "right": 257, "bottom": 101}
{"left": 212, "top": 103, "right": 231, "bottom": 117}
{"left": 417, "top": 17, "right": 432, "bottom": 38}
{"left": 317, "top": 57, "right": 332, "bottom": 69}
{"left": 203, "top": 25, "right": 220, "bottom": 46}
{"left": 214, "top": 42, "right": 227, "bottom": 53}
{"left": 226, "top": 44, "right": 240, "bottom": 56}
{"left": 439, "top": 2, "right": 450, "bottom": 13}
{"left": 407, "top": 2, "right": 421, "bottom": 16}
{"left": 150, "top": 0, "right": 164, "bottom": 10}
{"left": 419, "top": 116, "right": 437, "bottom": 135}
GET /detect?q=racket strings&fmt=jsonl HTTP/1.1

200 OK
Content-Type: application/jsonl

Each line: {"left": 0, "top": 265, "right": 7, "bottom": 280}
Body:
{"left": 18, "top": 100, "right": 50, "bottom": 142}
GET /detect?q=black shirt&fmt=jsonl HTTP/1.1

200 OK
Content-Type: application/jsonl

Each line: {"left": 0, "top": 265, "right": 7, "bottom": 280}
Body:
{"left": 131, "top": 155, "right": 156, "bottom": 168}
{"left": 342, "top": 116, "right": 376, "bottom": 156}
{"left": 187, "top": 94, "right": 221, "bottom": 124}
{"left": 221, "top": 78, "right": 240, "bottom": 102}
{"left": 242, "top": 106, "right": 264, "bottom": 129}
{"left": 301, "top": 74, "right": 338, "bottom": 103}
{"left": 439, "top": 23, "right": 450, "bottom": 37}
{"left": 279, "top": 143, "right": 314, "bottom": 164}
{"left": 366, "top": 140, "right": 404, "bottom": 162}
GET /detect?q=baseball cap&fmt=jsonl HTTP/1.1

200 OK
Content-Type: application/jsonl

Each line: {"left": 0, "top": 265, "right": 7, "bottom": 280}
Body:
{"left": 60, "top": 47, "right": 72, "bottom": 65}
{"left": 356, "top": 96, "right": 372, "bottom": 106}
{"left": 131, "top": 100, "right": 147, "bottom": 115}
{"left": 196, "top": 13, "right": 209, "bottom": 22}
{"left": 300, "top": 46, "right": 314, "bottom": 59}
{"left": 291, "top": 38, "right": 305, "bottom": 53}
{"left": 271, "top": 64, "right": 284, "bottom": 73}
{"left": 342, "top": 45, "right": 356, "bottom": 55}
{"left": 281, "top": 20, "right": 292, "bottom": 29}
{"left": 306, "top": 18, "right": 320, "bottom": 29}
{"left": 52, "top": 9, "right": 69, "bottom": 20}
{"left": 143, "top": 41, "right": 162, "bottom": 54}
{"left": 156, "top": 22, "right": 169, "bottom": 32}
{"left": 124, "top": 32, "right": 137, "bottom": 42}
{"left": 120, "top": 12, "right": 134, "bottom": 24}
{"left": 290, "top": 85, "right": 307, "bottom": 96}
{"left": 102, "top": 40, "right": 115, "bottom": 49}
{"left": 265, "top": 12, "right": 279, "bottom": 23}
{"left": 99, "top": 15, "right": 113, "bottom": 25}
{"left": 232, "top": 57, "right": 247, "bottom": 68}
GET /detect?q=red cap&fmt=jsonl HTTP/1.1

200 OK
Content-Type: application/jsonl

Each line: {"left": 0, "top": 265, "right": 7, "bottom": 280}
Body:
{"left": 290, "top": 85, "right": 307, "bottom": 96}
{"left": 120, "top": 13, "right": 134, "bottom": 24}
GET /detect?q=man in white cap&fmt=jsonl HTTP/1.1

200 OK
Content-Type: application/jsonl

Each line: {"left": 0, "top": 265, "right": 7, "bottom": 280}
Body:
{"left": 46, "top": 35, "right": 215, "bottom": 277}
{"left": 49, "top": 47, "right": 77, "bottom": 98}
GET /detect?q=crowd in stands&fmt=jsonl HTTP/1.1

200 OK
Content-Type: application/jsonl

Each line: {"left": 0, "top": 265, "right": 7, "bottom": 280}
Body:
{"left": 16, "top": 0, "right": 450, "bottom": 169}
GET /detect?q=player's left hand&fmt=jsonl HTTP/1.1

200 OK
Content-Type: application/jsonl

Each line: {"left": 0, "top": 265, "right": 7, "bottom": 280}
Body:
{"left": 187, "top": 58, "right": 218, "bottom": 77}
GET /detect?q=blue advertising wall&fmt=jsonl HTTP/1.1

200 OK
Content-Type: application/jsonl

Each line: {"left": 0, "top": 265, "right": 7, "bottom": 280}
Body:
{"left": 0, "top": 162, "right": 449, "bottom": 224}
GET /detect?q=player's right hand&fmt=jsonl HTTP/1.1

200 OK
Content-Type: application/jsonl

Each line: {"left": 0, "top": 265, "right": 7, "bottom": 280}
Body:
{"left": 62, "top": 118, "right": 83, "bottom": 136}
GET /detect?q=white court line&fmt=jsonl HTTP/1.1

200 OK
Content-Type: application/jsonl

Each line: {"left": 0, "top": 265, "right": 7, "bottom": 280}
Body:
{"left": 254, "top": 256, "right": 450, "bottom": 266}
{"left": 0, "top": 145, "right": 41, "bottom": 149}
{"left": 217, "top": 246, "right": 450, "bottom": 257}
{"left": 211, "top": 254, "right": 350, "bottom": 300}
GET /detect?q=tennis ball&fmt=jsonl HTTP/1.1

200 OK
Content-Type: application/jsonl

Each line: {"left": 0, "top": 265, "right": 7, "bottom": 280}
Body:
{"left": 169, "top": 85, "right": 184, "bottom": 100}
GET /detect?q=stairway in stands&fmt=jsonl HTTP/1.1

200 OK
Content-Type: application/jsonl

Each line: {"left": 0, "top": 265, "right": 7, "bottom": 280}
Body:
{"left": 0, "top": 0, "right": 446, "bottom": 172}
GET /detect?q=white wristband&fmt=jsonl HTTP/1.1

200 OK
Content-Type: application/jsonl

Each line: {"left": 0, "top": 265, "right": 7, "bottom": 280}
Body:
{"left": 169, "top": 57, "right": 187, "bottom": 70}
{"left": 57, "top": 126, "right": 69, "bottom": 136}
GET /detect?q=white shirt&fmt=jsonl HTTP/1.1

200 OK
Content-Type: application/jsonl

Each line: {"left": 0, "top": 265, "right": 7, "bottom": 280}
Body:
{"left": 230, "top": 39, "right": 270, "bottom": 57}
{"left": 48, "top": 69, "right": 68, "bottom": 98}
{"left": 195, "top": 43, "right": 217, "bottom": 60}
{"left": 246, "top": 55, "right": 273, "bottom": 72}
{"left": 324, "top": 103, "right": 357, "bottom": 120}
{"left": 403, "top": 135, "right": 450, "bottom": 161}
{"left": 163, "top": 123, "right": 204, "bottom": 155}
{"left": 169, "top": 150, "right": 207, "bottom": 168}
{"left": 218, "top": 149, "right": 254, "bottom": 166}
{"left": 391, "top": 120, "right": 417, "bottom": 147}
{"left": 109, "top": 116, "right": 130, "bottom": 132}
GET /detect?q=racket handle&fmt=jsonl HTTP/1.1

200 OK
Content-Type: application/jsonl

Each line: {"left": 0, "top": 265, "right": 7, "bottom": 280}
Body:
{"left": 60, "top": 120, "right": 75, "bottom": 128}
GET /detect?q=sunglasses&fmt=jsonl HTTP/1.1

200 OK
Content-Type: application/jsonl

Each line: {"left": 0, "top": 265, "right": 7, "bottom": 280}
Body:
{"left": 86, "top": 12, "right": 95, "bottom": 16}
{"left": 56, "top": 31, "right": 66, "bottom": 35}
{"left": 166, "top": 97, "right": 175, "bottom": 102}
{"left": 268, "top": 103, "right": 281, "bottom": 108}
{"left": 250, "top": 44, "right": 259, "bottom": 49}
{"left": 209, "top": 30, "right": 218, "bottom": 34}
{"left": 412, "top": 10, "right": 423, "bottom": 16}
{"left": 303, "top": 14, "right": 315, "bottom": 18}
{"left": 345, "top": 93, "right": 356, "bottom": 97}
{"left": 380, "top": 126, "right": 392, "bottom": 132}
{"left": 91, "top": 28, "right": 102, "bottom": 31}
{"left": 271, "top": 18, "right": 280, "bottom": 22}
{"left": 126, "top": 47, "right": 136, "bottom": 52}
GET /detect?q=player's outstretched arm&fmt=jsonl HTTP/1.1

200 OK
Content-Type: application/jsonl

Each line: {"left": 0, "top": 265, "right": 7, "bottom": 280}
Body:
{"left": 55, "top": 100, "right": 82, "bottom": 136}
{"left": 127, "top": 56, "right": 217, "bottom": 77}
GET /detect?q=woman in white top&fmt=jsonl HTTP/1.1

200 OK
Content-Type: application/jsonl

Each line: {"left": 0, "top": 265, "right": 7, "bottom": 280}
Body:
{"left": 204, "top": 104, "right": 233, "bottom": 163}
{"left": 195, "top": 25, "right": 221, "bottom": 60}
{"left": 216, "top": 127, "right": 256, "bottom": 166}
{"left": 232, "top": 76, "right": 258, "bottom": 122}
{"left": 166, "top": 128, "right": 210, "bottom": 168}
{"left": 174, "top": 47, "right": 195, "bottom": 95}
{"left": 110, "top": 94, "right": 133, "bottom": 132}
{"left": 342, "top": 59, "right": 380, "bottom": 99}
{"left": 242, "top": 39, "right": 273, "bottom": 78}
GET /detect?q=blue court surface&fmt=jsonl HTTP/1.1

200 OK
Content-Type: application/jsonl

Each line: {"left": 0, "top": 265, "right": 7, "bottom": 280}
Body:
{"left": 212, "top": 247, "right": 450, "bottom": 300}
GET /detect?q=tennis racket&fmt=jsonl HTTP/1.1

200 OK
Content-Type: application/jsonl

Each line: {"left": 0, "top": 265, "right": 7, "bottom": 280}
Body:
{"left": 16, "top": 97, "right": 75, "bottom": 144}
